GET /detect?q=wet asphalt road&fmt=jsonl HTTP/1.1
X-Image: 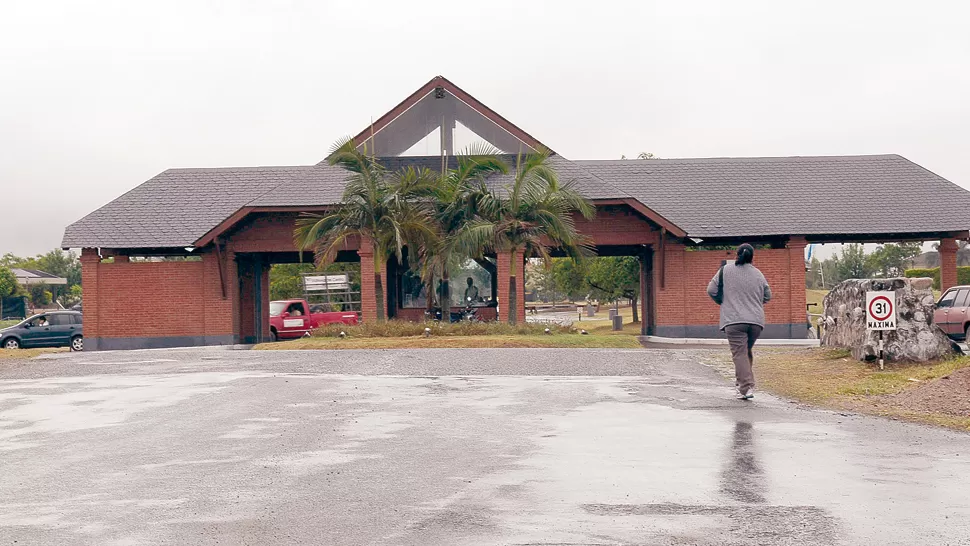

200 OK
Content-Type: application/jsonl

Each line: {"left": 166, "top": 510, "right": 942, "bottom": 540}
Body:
{"left": 1, "top": 347, "right": 969, "bottom": 545}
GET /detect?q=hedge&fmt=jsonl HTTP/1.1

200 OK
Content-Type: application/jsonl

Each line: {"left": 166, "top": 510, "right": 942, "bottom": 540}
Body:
{"left": 904, "top": 267, "right": 970, "bottom": 289}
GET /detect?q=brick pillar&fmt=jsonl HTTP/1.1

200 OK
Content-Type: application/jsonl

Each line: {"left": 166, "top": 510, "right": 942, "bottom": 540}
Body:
{"left": 358, "top": 244, "right": 377, "bottom": 323}
{"left": 80, "top": 248, "right": 100, "bottom": 350}
{"left": 787, "top": 236, "right": 808, "bottom": 339}
{"left": 940, "top": 238, "right": 959, "bottom": 291}
{"left": 497, "top": 251, "right": 525, "bottom": 323}
{"left": 356, "top": 239, "right": 388, "bottom": 321}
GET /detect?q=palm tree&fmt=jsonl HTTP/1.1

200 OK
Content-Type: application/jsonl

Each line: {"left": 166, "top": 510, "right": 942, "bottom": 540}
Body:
{"left": 412, "top": 144, "right": 509, "bottom": 312}
{"left": 295, "top": 139, "right": 437, "bottom": 322}
{"left": 453, "top": 149, "right": 595, "bottom": 324}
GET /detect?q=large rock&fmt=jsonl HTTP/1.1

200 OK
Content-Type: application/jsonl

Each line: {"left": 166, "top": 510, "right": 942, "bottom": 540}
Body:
{"left": 821, "top": 277, "right": 953, "bottom": 362}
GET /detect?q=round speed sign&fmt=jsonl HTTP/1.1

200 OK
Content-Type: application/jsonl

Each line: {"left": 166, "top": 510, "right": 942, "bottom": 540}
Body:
{"left": 866, "top": 291, "right": 897, "bottom": 331}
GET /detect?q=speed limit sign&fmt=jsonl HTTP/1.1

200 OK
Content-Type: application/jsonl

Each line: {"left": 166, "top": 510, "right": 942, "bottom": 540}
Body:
{"left": 866, "top": 291, "right": 897, "bottom": 331}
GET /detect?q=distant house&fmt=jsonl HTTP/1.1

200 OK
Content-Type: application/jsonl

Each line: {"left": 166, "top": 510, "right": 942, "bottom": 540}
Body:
{"left": 11, "top": 269, "right": 67, "bottom": 287}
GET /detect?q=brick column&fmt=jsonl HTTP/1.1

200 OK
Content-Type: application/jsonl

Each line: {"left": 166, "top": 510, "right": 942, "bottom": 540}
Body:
{"left": 80, "top": 248, "right": 100, "bottom": 350}
{"left": 940, "top": 238, "right": 959, "bottom": 291}
{"left": 358, "top": 244, "right": 378, "bottom": 323}
{"left": 496, "top": 251, "right": 525, "bottom": 323}
{"left": 787, "top": 236, "right": 808, "bottom": 339}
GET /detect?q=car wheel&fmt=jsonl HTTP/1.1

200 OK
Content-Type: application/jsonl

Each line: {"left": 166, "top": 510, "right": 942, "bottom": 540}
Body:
{"left": 70, "top": 335, "right": 84, "bottom": 352}
{"left": 269, "top": 330, "right": 278, "bottom": 342}
{"left": 2, "top": 338, "right": 20, "bottom": 350}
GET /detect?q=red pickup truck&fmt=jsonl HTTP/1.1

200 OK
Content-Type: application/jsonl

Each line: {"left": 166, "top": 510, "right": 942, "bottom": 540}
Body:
{"left": 269, "top": 299, "right": 359, "bottom": 341}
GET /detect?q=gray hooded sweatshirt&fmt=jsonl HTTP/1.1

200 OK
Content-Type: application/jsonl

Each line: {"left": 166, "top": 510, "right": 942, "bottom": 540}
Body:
{"left": 706, "top": 263, "right": 772, "bottom": 330}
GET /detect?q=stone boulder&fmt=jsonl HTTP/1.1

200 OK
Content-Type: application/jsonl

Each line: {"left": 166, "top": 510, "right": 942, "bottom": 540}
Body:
{"left": 821, "top": 277, "right": 953, "bottom": 362}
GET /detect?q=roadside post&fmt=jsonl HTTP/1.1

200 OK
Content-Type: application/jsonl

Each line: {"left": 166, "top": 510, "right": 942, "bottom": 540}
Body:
{"left": 866, "top": 290, "right": 897, "bottom": 370}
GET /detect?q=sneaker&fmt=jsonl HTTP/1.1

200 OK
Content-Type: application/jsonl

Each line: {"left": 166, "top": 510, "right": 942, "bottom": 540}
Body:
{"left": 736, "top": 388, "right": 747, "bottom": 400}
{"left": 744, "top": 390, "right": 755, "bottom": 400}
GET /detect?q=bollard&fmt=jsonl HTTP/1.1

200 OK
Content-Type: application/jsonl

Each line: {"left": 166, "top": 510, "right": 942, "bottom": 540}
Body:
{"left": 612, "top": 315, "right": 623, "bottom": 331}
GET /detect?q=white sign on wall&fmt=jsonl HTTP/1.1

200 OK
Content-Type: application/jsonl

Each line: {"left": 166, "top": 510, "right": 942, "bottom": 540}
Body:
{"left": 866, "top": 291, "right": 897, "bottom": 331}
{"left": 304, "top": 274, "right": 350, "bottom": 292}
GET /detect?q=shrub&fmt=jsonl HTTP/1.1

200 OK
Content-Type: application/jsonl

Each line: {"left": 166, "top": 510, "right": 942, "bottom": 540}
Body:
{"left": 312, "top": 320, "right": 573, "bottom": 338}
{"left": 904, "top": 267, "right": 970, "bottom": 289}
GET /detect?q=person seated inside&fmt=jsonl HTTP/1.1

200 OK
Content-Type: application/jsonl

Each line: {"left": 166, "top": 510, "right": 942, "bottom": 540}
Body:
{"left": 464, "top": 277, "right": 479, "bottom": 304}
{"left": 32, "top": 316, "right": 49, "bottom": 327}
{"left": 287, "top": 304, "right": 303, "bottom": 316}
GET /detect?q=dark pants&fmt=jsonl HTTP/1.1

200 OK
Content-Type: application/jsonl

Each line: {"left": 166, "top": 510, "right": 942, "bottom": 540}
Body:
{"left": 724, "top": 323, "right": 763, "bottom": 395}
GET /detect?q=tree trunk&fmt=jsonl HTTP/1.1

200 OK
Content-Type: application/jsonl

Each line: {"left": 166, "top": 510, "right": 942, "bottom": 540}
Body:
{"left": 631, "top": 295, "right": 639, "bottom": 323}
{"left": 508, "top": 249, "right": 518, "bottom": 325}
{"left": 374, "top": 256, "right": 386, "bottom": 322}
{"left": 441, "top": 272, "right": 450, "bottom": 315}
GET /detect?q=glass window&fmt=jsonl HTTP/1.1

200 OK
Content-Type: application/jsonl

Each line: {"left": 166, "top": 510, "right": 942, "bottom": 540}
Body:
{"left": 449, "top": 260, "right": 493, "bottom": 308}
{"left": 938, "top": 290, "right": 958, "bottom": 308}
{"left": 28, "top": 315, "right": 49, "bottom": 327}
{"left": 400, "top": 259, "right": 495, "bottom": 309}
{"left": 49, "top": 314, "right": 73, "bottom": 326}
{"left": 401, "top": 269, "right": 428, "bottom": 309}
{"left": 955, "top": 289, "right": 970, "bottom": 308}
{"left": 269, "top": 302, "right": 286, "bottom": 316}
{"left": 72, "top": 314, "right": 83, "bottom": 325}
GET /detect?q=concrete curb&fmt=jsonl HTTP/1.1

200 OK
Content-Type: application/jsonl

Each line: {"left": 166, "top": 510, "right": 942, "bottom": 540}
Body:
{"left": 641, "top": 335, "right": 820, "bottom": 347}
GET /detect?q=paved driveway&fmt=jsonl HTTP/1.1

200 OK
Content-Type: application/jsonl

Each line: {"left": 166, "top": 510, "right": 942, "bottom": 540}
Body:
{"left": 1, "top": 348, "right": 968, "bottom": 545}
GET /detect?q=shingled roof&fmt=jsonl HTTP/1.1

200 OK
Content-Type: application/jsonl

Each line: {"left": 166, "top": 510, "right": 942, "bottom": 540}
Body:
{"left": 62, "top": 166, "right": 322, "bottom": 249}
{"left": 577, "top": 154, "right": 970, "bottom": 240}
{"left": 63, "top": 154, "right": 970, "bottom": 249}
{"left": 62, "top": 155, "right": 626, "bottom": 248}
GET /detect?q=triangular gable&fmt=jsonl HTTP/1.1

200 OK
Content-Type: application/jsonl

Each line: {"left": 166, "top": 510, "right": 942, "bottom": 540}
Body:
{"left": 334, "top": 76, "right": 553, "bottom": 159}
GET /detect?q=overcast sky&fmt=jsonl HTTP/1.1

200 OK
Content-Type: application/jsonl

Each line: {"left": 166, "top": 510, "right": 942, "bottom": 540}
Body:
{"left": 2, "top": 0, "right": 968, "bottom": 259}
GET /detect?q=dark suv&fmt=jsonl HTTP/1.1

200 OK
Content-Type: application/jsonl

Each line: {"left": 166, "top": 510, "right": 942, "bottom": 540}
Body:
{"left": 0, "top": 311, "right": 83, "bottom": 351}
{"left": 934, "top": 286, "right": 970, "bottom": 341}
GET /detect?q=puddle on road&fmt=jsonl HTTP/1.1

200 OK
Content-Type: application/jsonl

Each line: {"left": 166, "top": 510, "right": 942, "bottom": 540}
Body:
{"left": 0, "top": 372, "right": 270, "bottom": 451}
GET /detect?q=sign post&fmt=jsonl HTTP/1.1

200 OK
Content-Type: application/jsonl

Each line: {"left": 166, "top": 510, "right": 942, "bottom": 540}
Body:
{"left": 866, "top": 291, "right": 897, "bottom": 370}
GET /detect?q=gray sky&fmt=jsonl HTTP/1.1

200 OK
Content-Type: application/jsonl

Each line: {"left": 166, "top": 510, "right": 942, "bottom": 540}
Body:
{"left": 2, "top": 0, "right": 968, "bottom": 259}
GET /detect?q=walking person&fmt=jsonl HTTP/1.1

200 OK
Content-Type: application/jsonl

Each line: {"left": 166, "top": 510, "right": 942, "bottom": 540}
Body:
{"left": 707, "top": 244, "right": 772, "bottom": 400}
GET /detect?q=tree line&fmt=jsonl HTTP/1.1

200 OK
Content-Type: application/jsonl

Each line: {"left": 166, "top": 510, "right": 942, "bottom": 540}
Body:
{"left": 0, "top": 249, "right": 82, "bottom": 307}
{"left": 806, "top": 242, "right": 927, "bottom": 289}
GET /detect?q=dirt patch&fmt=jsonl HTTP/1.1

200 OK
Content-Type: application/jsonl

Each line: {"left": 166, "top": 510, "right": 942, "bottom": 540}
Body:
{"left": 878, "top": 366, "right": 970, "bottom": 417}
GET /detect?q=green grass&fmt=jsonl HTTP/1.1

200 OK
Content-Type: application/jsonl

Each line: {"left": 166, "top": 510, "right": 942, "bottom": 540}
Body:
{"left": 0, "top": 348, "right": 67, "bottom": 360}
{"left": 310, "top": 320, "right": 574, "bottom": 338}
{"left": 806, "top": 289, "right": 827, "bottom": 312}
{"left": 835, "top": 357, "right": 970, "bottom": 396}
{"left": 256, "top": 319, "right": 642, "bottom": 350}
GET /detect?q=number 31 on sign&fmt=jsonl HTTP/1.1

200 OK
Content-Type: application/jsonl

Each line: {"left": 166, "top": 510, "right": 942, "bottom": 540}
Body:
{"left": 866, "top": 291, "right": 897, "bottom": 331}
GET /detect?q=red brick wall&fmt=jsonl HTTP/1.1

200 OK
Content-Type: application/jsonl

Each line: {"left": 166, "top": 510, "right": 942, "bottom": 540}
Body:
{"left": 573, "top": 206, "right": 660, "bottom": 246}
{"left": 81, "top": 249, "right": 237, "bottom": 347}
{"left": 230, "top": 213, "right": 302, "bottom": 253}
{"left": 654, "top": 241, "right": 806, "bottom": 336}
{"left": 357, "top": 240, "right": 387, "bottom": 322}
